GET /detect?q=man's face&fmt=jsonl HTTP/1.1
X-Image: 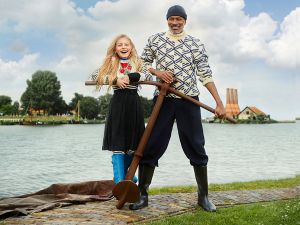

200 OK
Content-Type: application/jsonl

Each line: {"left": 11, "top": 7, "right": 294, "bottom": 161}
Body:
{"left": 167, "top": 16, "right": 186, "bottom": 34}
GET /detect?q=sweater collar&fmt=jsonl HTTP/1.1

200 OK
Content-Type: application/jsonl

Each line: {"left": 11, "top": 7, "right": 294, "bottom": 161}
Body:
{"left": 120, "top": 58, "right": 129, "bottom": 63}
{"left": 166, "top": 30, "right": 186, "bottom": 42}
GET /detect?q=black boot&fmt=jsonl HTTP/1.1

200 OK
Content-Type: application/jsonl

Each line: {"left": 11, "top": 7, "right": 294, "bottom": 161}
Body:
{"left": 193, "top": 166, "right": 216, "bottom": 212}
{"left": 129, "top": 164, "right": 155, "bottom": 210}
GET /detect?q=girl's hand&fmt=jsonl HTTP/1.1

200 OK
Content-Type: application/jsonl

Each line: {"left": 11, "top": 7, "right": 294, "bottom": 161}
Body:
{"left": 116, "top": 77, "right": 129, "bottom": 89}
{"left": 123, "top": 75, "right": 130, "bottom": 84}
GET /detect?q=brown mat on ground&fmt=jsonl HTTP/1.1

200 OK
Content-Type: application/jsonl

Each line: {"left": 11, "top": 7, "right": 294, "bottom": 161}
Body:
{"left": 0, "top": 180, "right": 115, "bottom": 219}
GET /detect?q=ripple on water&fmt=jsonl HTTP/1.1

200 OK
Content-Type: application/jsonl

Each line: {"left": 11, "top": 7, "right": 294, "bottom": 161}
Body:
{"left": 0, "top": 123, "right": 299, "bottom": 198}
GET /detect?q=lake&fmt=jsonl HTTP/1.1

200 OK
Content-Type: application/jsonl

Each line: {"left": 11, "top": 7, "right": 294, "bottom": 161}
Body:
{"left": 0, "top": 121, "right": 299, "bottom": 198}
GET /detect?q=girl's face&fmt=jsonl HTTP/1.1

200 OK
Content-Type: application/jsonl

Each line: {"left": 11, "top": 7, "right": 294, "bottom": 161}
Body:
{"left": 115, "top": 37, "right": 132, "bottom": 59}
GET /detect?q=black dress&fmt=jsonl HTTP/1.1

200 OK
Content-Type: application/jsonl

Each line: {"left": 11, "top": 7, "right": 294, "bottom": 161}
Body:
{"left": 102, "top": 87, "right": 145, "bottom": 151}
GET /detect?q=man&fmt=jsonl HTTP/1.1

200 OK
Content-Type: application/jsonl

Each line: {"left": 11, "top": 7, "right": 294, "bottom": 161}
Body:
{"left": 129, "top": 5, "right": 226, "bottom": 212}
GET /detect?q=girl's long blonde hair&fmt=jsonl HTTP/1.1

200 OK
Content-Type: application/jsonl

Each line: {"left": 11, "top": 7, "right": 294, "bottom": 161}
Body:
{"left": 96, "top": 34, "right": 142, "bottom": 89}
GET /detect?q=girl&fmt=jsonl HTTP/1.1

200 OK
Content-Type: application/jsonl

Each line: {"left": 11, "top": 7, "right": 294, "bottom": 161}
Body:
{"left": 95, "top": 34, "right": 152, "bottom": 184}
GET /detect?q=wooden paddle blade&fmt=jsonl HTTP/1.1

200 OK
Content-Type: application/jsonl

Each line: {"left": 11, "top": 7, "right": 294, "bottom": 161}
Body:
{"left": 112, "top": 180, "right": 139, "bottom": 206}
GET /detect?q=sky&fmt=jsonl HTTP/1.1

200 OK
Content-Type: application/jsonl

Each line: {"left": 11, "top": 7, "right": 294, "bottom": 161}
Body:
{"left": 0, "top": 0, "right": 299, "bottom": 120}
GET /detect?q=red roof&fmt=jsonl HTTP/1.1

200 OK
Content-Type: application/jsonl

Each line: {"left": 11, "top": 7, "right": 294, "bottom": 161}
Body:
{"left": 238, "top": 106, "right": 266, "bottom": 116}
{"left": 248, "top": 106, "right": 266, "bottom": 115}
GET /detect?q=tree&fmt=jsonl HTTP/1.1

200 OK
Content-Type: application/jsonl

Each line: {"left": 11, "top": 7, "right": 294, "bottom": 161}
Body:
{"left": 0, "top": 96, "right": 19, "bottom": 115}
{"left": 69, "top": 93, "right": 84, "bottom": 111}
{"left": 80, "top": 96, "right": 100, "bottom": 119}
{"left": 0, "top": 104, "right": 14, "bottom": 115}
{"left": 12, "top": 101, "right": 20, "bottom": 115}
{"left": 21, "top": 70, "right": 67, "bottom": 115}
{"left": 139, "top": 96, "right": 153, "bottom": 118}
{"left": 96, "top": 93, "right": 152, "bottom": 119}
{"left": 0, "top": 95, "right": 12, "bottom": 107}
{"left": 52, "top": 98, "right": 68, "bottom": 115}
{"left": 98, "top": 93, "right": 112, "bottom": 117}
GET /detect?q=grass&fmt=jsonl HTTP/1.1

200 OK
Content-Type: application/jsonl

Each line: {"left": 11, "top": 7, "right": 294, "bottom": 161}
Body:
{"left": 1, "top": 115, "right": 72, "bottom": 121}
{"left": 0, "top": 115, "right": 73, "bottom": 125}
{"left": 1, "top": 176, "right": 299, "bottom": 224}
{"left": 0, "top": 115, "right": 105, "bottom": 125}
{"left": 141, "top": 198, "right": 300, "bottom": 225}
{"left": 149, "top": 175, "right": 300, "bottom": 195}
{"left": 139, "top": 175, "right": 300, "bottom": 225}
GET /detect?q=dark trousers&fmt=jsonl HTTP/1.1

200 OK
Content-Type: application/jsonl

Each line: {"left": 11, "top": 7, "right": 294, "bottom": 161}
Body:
{"left": 140, "top": 96, "right": 208, "bottom": 167}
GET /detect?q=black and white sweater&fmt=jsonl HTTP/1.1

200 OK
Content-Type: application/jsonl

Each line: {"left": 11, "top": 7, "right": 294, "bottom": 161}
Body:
{"left": 141, "top": 31, "right": 214, "bottom": 97}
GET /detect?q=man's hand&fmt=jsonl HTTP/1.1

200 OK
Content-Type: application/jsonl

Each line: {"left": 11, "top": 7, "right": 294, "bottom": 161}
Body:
{"left": 215, "top": 102, "right": 226, "bottom": 120}
{"left": 204, "top": 82, "right": 226, "bottom": 120}
{"left": 150, "top": 68, "right": 174, "bottom": 83}
{"left": 116, "top": 77, "right": 129, "bottom": 89}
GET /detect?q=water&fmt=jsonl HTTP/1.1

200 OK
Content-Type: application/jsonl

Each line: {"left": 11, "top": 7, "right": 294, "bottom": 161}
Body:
{"left": 0, "top": 122, "right": 299, "bottom": 198}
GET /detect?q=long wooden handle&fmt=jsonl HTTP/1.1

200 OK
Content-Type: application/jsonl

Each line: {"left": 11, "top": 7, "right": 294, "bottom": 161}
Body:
{"left": 167, "top": 87, "right": 237, "bottom": 124}
{"left": 137, "top": 81, "right": 236, "bottom": 124}
{"left": 85, "top": 80, "right": 237, "bottom": 124}
{"left": 125, "top": 82, "right": 169, "bottom": 180}
{"left": 115, "top": 186, "right": 128, "bottom": 209}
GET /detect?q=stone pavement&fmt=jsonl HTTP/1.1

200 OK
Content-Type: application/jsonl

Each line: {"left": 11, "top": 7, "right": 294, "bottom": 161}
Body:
{"left": 3, "top": 185, "right": 300, "bottom": 225}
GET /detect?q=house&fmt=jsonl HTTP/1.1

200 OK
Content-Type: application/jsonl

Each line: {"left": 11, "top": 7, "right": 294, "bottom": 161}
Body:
{"left": 238, "top": 106, "right": 270, "bottom": 121}
{"left": 28, "top": 108, "right": 47, "bottom": 116}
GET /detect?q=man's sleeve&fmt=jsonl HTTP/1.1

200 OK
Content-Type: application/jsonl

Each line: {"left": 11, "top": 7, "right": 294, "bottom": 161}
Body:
{"left": 194, "top": 42, "right": 214, "bottom": 86}
{"left": 141, "top": 37, "right": 156, "bottom": 71}
{"left": 138, "top": 60, "right": 153, "bottom": 81}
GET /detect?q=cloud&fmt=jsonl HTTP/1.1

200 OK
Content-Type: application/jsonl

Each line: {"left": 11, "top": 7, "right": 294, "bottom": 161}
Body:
{"left": 268, "top": 7, "right": 300, "bottom": 68}
{"left": 0, "top": 54, "right": 39, "bottom": 81}
{"left": 0, "top": 0, "right": 77, "bottom": 32}
{"left": 57, "top": 55, "right": 78, "bottom": 68}
{"left": 238, "top": 13, "right": 277, "bottom": 59}
{"left": 0, "top": 53, "right": 39, "bottom": 101}
{"left": 0, "top": 0, "right": 298, "bottom": 119}
{"left": 1, "top": 0, "right": 297, "bottom": 70}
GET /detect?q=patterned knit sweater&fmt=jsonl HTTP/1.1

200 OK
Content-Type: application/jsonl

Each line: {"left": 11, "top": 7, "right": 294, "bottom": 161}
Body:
{"left": 141, "top": 30, "right": 214, "bottom": 97}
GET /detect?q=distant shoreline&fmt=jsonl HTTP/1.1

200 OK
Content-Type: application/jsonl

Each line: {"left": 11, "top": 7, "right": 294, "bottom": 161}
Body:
{"left": 203, "top": 118, "right": 297, "bottom": 124}
{"left": 276, "top": 120, "right": 297, "bottom": 123}
{"left": 0, "top": 115, "right": 105, "bottom": 126}
{"left": 1, "top": 116, "right": 299, "bottom": 126}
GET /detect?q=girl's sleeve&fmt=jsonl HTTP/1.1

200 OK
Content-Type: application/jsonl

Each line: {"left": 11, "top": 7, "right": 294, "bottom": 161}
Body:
{"left": 89, "top": 69, "right": 116, "bottom": 85}
{"left": 89, "top": 69, "right": 98, "bottom": 81}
